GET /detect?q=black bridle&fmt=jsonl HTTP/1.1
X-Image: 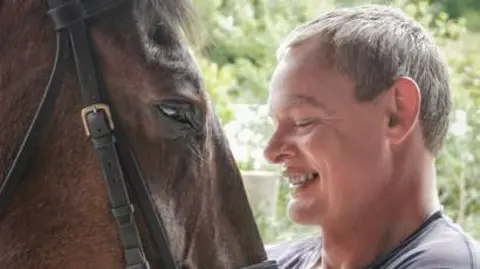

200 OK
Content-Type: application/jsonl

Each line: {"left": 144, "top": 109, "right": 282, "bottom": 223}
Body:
{"left": 0, "top": 0, "right": 279, "bottom": 268}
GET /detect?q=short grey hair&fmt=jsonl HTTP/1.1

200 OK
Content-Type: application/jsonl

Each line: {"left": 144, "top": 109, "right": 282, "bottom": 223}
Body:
{"left": 277, "top": 5, "right": 452, "bottom": 155}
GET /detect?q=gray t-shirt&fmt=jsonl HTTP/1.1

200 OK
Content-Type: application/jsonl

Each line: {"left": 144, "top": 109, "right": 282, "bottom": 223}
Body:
{"left": 266, "top": 211, "right": 480, "bottom": 269}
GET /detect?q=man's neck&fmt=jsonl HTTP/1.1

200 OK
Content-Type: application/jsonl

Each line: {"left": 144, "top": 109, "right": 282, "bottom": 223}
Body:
{"left": 317, "top": 160, "right": 440, "bottom": 269}
{"left": 319, "top": 207, "right": 439, "bottom": 269}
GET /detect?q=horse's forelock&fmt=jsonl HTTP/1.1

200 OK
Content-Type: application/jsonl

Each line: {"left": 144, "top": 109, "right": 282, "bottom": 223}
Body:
{"left": 136, "top": 0, "right": 203, "bottom": 49}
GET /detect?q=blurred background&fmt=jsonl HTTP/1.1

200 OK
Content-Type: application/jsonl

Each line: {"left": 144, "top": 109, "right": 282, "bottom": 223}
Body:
{"left": 190, "top": 0, "right": 480, "bottom": 244}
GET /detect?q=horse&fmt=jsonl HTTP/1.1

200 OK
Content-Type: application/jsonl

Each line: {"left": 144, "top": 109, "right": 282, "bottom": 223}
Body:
{"left": 0, "top": 0, "right": 278, "bottom": 268}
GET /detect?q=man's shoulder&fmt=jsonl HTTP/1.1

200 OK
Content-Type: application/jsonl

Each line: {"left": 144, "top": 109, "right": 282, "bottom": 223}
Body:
{"left": 263, "top": 214, "right": 479, "bottom": 269}
{"left": 387, "top": 215, "right": 480, "bottom": 269}
{"left": 265, "top": 235, "right": 321, "bottom": 268}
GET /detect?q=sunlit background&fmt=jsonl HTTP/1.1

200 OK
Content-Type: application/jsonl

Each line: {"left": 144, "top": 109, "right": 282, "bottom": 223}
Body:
{"left": 191, "top": 0, "right": 480, "bottom": 244}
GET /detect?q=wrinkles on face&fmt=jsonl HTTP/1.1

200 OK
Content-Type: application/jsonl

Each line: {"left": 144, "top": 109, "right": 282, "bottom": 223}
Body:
{"left": 264, "top": 42, "right": 395, "bottom": 229}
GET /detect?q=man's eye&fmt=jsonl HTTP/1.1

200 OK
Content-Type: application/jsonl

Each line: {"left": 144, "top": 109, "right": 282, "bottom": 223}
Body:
{"left": 294, "top": 119, "right": 314, "bottom": 127}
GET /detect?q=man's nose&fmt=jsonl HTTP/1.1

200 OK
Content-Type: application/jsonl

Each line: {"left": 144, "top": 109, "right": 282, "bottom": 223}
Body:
{"left": 263, "top": 132, "right": 295, "bottom": 164}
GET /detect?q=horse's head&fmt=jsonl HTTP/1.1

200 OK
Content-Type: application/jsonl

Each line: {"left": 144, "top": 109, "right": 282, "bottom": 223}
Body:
{"left": 0, "top": 0, "right": 271, "bottom": 268}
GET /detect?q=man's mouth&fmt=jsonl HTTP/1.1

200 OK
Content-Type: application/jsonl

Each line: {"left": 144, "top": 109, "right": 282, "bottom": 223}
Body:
{"left": 282, "top": 171, "right": 320, "bottom": 187}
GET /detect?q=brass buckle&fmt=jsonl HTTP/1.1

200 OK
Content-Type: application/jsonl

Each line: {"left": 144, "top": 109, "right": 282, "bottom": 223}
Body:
{"left": 81, "top": 103, "right": 115, "bottom": 137}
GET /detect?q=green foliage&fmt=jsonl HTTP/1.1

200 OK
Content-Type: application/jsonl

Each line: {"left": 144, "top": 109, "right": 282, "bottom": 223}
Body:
{"left": 429, "top": 0, "right": 480, "bottom": 30}
{"left": 195, "top": 56, "right": 236, "bottom": 125}
{"left": 402, "top": 0, "right": 480, "bottom": 238}
{"left": 195, "top": 0, "right": 334, "bottom": 103}
{"left": 193, "top": 0, "right": 480, "bottom": 243}
{"left": 435, "top": 34, "right": 480, "bottom": 238}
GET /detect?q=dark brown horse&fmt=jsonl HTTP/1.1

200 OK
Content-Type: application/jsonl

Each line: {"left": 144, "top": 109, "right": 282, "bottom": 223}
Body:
{"left": 0, "top": 0, "right": 275, "bottom": 268}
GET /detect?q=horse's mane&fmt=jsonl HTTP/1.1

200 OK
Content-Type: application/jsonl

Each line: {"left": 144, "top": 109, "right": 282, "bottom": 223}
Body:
{"left": 139, "top": 0, "right": 203, "bottom": 48}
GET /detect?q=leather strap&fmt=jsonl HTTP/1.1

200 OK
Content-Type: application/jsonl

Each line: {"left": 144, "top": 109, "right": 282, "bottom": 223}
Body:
{"left": 53, "top": 0, "right": 180, "bottom": 267}
{"left": 109, "top": 106, "right": 180, "bottom": 269}
{"left": 48, "top": 0, "right": 128, "bottom": 30}
{"left": 0, "top": 26, "right": 70, "bottom": 213}
{"left": 241, "top": 260, "right": 280, "bottom": 269}
{"left": 88, "top": 110, "right": 149, "bottom": 269}
{"left": 48, "top": 0, "right": 156, "bottom": 268}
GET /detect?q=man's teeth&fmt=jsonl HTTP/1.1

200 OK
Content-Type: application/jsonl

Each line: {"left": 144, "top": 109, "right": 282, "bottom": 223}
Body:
{"left": 287, "top": 172, "right": 318, "bottom": 186}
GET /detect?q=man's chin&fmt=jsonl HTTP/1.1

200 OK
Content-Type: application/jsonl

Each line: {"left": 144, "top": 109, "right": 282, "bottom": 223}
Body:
{"left": 287, "top": 199, "right": 322, "bottom": 226}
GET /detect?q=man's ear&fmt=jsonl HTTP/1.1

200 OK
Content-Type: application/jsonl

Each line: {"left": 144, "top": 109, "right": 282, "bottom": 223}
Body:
{"left": 382, "top": 76, "right": 421, "bottom": 145}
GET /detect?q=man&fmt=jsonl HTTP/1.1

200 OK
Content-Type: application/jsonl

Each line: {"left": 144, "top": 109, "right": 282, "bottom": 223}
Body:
{"left": 263, "top": 5, "right": 479, "bottom": 269}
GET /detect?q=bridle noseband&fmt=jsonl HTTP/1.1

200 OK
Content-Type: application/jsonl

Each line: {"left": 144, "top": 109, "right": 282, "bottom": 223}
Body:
{"left": 0, "top": 0, "right": 279, "bottom": 268}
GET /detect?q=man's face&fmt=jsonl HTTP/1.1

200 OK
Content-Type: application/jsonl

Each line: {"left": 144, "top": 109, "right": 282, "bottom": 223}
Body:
{"left": 264, "top": 43, "right": 396, "bottom": 227}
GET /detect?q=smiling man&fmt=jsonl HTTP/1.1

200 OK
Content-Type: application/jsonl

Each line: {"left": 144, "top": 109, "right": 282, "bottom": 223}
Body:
{"left": 263, "top": 5, "right": 480, "bottom": 269}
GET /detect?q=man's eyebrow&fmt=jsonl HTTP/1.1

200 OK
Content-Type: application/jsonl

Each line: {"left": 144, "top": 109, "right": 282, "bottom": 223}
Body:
{"left": 286, "top": 94, "right": 326, "bottom": 109}
{"left": 267, "top": 93, "right": 328, "bottom": 118}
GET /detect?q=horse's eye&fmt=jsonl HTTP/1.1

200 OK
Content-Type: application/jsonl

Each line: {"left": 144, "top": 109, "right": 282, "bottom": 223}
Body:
{"left": 157, "top": 105, "right": 189, "bottom": 124}
{"left": 155, "top": 100, "right": 200, "bottom": 131}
